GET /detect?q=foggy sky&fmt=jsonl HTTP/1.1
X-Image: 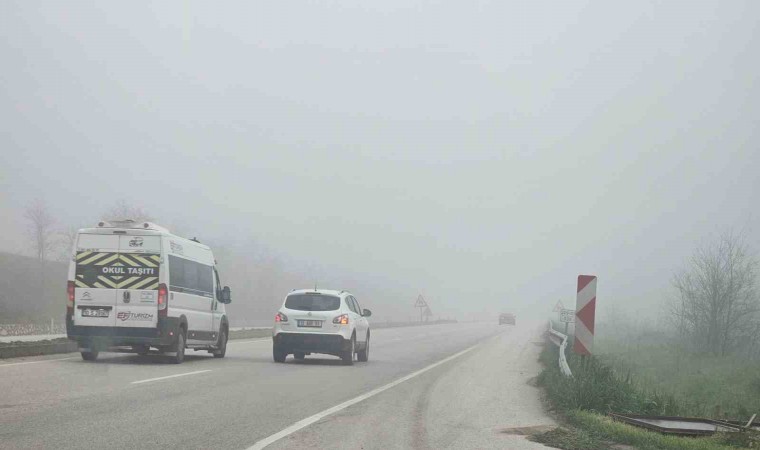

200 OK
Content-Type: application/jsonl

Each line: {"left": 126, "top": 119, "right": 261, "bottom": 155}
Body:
{"left": 2, "top": 1, "right": 759, "bottom": 320}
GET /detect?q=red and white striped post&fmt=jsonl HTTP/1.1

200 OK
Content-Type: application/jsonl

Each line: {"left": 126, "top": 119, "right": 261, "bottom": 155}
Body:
{"left": 573, "top": 275, "right": 597, "bottom": 356}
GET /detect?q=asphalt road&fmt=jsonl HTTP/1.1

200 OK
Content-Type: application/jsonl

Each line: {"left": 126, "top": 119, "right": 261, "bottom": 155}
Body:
{"left": 0, "top": 322, "right": 552, "bottom": 449}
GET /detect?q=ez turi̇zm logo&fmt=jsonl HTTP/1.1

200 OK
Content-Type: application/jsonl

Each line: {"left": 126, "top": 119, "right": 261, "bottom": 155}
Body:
{"left": 117, "top": 311, "right": 153, "bottom": 321}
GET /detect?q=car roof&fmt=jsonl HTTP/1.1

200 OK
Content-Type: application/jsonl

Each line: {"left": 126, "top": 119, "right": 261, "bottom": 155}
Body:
{"left": 288, "top": 289, "right": 348, "bottom": 297}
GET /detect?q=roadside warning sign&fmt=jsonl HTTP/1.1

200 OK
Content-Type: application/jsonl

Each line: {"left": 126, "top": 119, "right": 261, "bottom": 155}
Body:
{"left": 414, "top": 295, "right": 427, "bottom": 308}
{"left": 573, "top": 275, "right": 597, "bottom": 356}
{"left": 553, "top": 300, "right": 564, "bottom": 312}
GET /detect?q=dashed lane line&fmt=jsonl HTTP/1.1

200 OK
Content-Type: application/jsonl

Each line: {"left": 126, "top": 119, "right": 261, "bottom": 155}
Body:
{"left": 131, "top": 370, "right": 212, "bottom": 385}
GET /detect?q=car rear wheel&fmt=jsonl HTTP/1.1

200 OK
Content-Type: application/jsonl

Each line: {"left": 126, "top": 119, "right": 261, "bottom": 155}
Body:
{"left": 341, "top": 336, "right": 355, "bottom": 365}
{"left": 169, "top": 329, "right": 186, "bottom": 364}
{"left": 357, "top": 333, "right": 369, "bottom": 362}
{"left": 213, "top": 329, "right": 227, "bottom": 358}
{"left": 81, "top": 350, "right": 99, "bottom": 361}
{"left": 273, "top": 344, "right": 287, "bottom": 363}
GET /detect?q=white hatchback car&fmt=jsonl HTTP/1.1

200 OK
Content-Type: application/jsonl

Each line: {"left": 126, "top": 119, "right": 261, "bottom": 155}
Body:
{"left": 272, "top": 289, "right": 371, "bottom": 365}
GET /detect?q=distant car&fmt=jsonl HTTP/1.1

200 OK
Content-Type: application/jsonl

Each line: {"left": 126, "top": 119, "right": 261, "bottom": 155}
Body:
{"left": 499, "top": 313, "right": 515, "bottom": 325}
{"left": 272, "top": 289, "right": 371, "bottom": 365}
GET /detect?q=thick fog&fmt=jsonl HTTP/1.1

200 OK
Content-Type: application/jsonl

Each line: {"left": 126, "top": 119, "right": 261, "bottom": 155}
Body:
{"left": 1, "top": 1, "right": 759, "bottom": 322}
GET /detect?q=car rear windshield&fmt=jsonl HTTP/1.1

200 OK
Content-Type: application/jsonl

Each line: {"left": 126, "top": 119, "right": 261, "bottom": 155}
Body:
{"left": 285, "top": 294, "right": 341, "bottom": 311}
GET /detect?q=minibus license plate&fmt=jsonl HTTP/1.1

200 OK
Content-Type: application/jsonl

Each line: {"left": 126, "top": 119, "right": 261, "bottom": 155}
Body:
{"left": 82, "top": 309, "right": 109, "bottom": 318}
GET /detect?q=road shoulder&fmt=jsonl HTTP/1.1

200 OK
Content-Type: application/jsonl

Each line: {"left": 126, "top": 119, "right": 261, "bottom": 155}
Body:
{"left": 270, "top": 324, "right": 554, "bottom": 449}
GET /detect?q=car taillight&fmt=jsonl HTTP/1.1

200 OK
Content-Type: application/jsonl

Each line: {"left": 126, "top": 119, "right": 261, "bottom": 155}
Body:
{"left": 67, "top": 281, "right": 75, "bottom": 314}
{"left": 275, "top": 312, "right": 288, "bottom": 323}
{"left": 333, "top": 314, "right": 349, "bottom": 325}
{"left": 158, "top": 283, "right": 168, "bottom": 318}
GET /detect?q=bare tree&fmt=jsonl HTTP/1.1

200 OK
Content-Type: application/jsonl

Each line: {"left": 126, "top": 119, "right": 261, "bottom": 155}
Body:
{"left": 102, "top": 199, "right": 154, "bottom": 222}
{"left": 23, "top": 199, "right": 58, "bottom": 315}
{"left": 24, "top": 199, "right": 57, "bottom": 262}
{"left": 56, "top": 225, "right": 81, "bottom": 262}
{"left": 671, "top": 231, "right": 760, "bottom": 356}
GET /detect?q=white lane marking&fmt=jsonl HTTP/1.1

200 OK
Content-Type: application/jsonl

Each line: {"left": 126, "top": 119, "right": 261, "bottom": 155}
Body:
{"left": 0, "top": 356, "right": 77, "bottom": 368}
{"left": 131, "top": 369, "right": 212, "bottom": 385}
{"left": 246, "top": 343, "right": 479, "bottom": 450}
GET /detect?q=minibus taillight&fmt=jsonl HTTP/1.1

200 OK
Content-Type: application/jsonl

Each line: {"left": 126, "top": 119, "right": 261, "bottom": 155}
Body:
{"left": 67, "top": 281, "right": 75, "bottom": 314}
{"left": 158, "top": 283, "right": 168, "bottom": 318}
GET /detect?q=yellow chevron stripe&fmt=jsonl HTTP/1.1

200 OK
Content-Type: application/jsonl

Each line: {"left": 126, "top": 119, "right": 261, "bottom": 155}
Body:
{"left": 94, "top": 254, "right": 119, "bottom": 266}
{"left": 75, "top": 280, "right": 88, "bottom": 288}
{"left": 79, "top": 252, "right": 111, "bottom": 265}
{"left": 119, "top": 254, "right": 140, "bottom": 267}
{"left": 128, "top": 277, "right": 158, "bottom": 290}
{"left": 131, "top": 255, "right": 158, "bottom": 268}
{"left": 93, "top": 282, "right": 105, "bottom": 288}
{"left": 97, "top": 276, "right": 118, "bottom": 288}
{"left": 146, "top": 282, "right": 159, "bottom": 290}
{"left": 148, "top": 255, "right": 161, "bottom": 263}
{"left": 76, "top": 251, "right": 93, "bottom": 261}
{"left": 117, "top": 277, "right": 141, "bottom": 289}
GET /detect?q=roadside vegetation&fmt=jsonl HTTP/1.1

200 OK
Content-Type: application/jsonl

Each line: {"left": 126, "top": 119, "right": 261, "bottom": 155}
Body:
{"left": 534, "top": 231, "right": 760, "bottom": 450}
{"left": 596, "top": 327, "right": 760, "bottom": 420}
{"left": 591, "top": 230, "right": 760, "bottom": 421}
{"left": 533, "top": 344, "right": 759, "bottom": 450}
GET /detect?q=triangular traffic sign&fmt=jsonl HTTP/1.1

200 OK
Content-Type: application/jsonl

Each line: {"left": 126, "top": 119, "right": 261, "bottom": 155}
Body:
{"left": 414, "top": 295, "right": 427, "bottom": 307}
{"left": 553, "top": 300, "right": 564, "bottom": 312}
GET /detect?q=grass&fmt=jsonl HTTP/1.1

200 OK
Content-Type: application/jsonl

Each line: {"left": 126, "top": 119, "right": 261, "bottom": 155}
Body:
{"left": 530, "top": 424, "right": 607, "bottom": 450}
{"left": 538, "top": 343, "right": 681, "bottom": 416}
{"left": 534, "top": 343, "right": 760, "bottom": 450}
{"left": 532, "top": 410, "right": 756, "bottom": 450}
{"left": 596, "top": 338, "right": 760, "bottom": 419}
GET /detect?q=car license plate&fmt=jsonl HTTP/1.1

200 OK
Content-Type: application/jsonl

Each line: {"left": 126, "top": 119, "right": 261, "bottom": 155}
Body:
{"left": 82, "top": 309, "right": 109, "bottom": 318}
{"left": 298, "top": 320, "right": 322, "bottom": 328}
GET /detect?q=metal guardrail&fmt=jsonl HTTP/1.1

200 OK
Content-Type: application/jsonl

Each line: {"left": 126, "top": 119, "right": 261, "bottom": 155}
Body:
{"left": 547, "top": 321, "right": 573, "bottom": 377}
